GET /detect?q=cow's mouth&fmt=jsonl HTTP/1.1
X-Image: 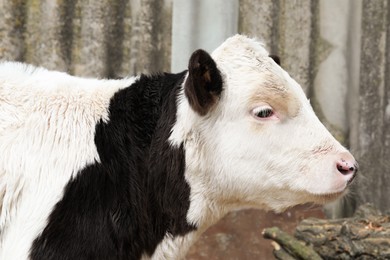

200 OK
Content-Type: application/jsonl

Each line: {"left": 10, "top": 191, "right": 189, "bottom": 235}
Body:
{"left": 347, "top": 171, "right": 357, "bottom": 186}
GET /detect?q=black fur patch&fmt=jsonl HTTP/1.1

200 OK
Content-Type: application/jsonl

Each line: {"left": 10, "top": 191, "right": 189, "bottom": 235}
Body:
{"left": 185, "top": 49, "right": 223, "bottom": 116}
{"left": 269, "top": 54, "right": 281, "bottom": 66}
{"left": 30, "top": 71, "right": 196, "bottom": 260}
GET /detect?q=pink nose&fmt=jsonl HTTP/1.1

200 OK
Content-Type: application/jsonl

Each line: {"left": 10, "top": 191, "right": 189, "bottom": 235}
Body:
{"left": 336, "top": 158, "right": 358, "bottom": 176}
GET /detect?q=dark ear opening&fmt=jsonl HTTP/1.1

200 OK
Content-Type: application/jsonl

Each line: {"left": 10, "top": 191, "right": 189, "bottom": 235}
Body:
{"left": 184, "top": 49, "right": 223, "bottom": 116}
{"left": 269, "top": 54, "right": 281, "bottom": 66}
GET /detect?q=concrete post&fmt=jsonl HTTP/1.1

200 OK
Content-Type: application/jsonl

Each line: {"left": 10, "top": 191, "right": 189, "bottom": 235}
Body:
{"left": 171, "top": 0, "right": 239, "bottom": 72}
{"left": 0, "top": 0, "right": 26, "bottom": 61}
{"left": 353, "top": 0, "right": 390, "bottom": 213}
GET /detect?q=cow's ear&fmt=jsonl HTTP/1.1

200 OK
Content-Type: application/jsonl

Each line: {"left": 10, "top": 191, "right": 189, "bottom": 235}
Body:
{"left": 185, "top": 49, "right": 223, "bottom": 116}
{"left": 269, "top": 54, "right": 281, "bottom": 66}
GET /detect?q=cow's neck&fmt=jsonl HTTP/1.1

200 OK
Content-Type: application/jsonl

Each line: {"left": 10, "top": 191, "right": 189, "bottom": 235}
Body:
{"left": 97, "top": 73, "right": 224, "bottom": 259}
{"left": 147, "top": 188, "right": 225, "bottom": 260}
{"left": 149, "top": 143, "right": 233, "bottom": 258}
{"left": 147, "top": 90, "right": 234, "bottom": 259}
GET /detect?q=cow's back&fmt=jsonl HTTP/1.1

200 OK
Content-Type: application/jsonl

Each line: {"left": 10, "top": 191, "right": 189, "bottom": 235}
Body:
{"left": 0, "top": 62, "right": 136, "bottom": 259}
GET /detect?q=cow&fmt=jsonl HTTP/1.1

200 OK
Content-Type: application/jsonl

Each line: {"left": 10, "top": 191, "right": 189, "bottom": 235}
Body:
{"left": 0, "top": 35, "right": 357, "bottom": 259}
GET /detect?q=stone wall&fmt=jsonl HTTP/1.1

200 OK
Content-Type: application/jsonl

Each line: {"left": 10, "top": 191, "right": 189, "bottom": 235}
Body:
{"left": 0, "top": 0, "right": 172, "bottom": 77}
{"left": 351, "top": 0, "right": 390, "bottom": 213}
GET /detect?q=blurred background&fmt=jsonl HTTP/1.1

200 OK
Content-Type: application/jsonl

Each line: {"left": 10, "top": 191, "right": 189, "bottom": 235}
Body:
{"left": 0, "top": 0, "right": 389, "bottom": 259}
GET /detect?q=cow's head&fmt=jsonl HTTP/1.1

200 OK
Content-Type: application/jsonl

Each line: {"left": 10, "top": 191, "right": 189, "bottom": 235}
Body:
{"left": 170, "top": 35, "right": 357, "bottom": 214}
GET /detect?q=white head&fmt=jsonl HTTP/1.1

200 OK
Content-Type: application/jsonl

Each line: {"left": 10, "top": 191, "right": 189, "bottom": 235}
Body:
{"left": 170, "top": 35, "right": 357, "bottom": 216}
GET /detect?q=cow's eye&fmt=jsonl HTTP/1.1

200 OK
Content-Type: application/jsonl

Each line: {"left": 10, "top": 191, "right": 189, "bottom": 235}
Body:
{"left": 252, "top": 106, "right": 274, "bottom": 119}
{"left": 256, "top": 108, "right": 273, "bottom": 118}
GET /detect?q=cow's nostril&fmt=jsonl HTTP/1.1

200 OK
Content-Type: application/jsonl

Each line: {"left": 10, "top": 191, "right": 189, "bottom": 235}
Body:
{"left": 337, "top": 159, "right": 357, "bottom": 175}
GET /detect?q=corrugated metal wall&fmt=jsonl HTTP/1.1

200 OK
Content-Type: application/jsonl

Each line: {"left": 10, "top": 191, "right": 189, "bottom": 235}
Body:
{"left": 0, "top": 0, "right": 172, "bottom": 77}
{"left": 1, "top": 0, "right": 389, "bottom": 258}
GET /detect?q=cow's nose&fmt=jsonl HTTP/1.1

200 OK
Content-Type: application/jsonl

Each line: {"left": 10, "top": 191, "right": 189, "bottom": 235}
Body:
{"left": 336, "top": 157, "right": 358, "bottom": 176}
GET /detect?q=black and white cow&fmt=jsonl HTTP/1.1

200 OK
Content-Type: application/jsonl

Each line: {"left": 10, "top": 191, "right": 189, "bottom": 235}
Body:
{"left": 0, "top": 35, "right": 357, "bottom": 259}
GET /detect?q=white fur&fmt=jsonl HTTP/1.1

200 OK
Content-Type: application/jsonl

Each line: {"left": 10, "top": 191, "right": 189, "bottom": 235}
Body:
{"left": 0, "top": 35, "right": 355, "bottom": 260}
{"left": 0, "top": 62, "right": 136, "bottom": 259}
{"left": 159, "top": 35, "right": 356, "bottom": 259}
{"left": 142, "top": 232, "right": 198, "bottom": 260}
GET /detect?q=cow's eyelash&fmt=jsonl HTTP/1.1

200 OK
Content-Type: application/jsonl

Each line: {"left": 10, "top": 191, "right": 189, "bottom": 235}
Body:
{"left": 254, "top": 108, "right": 273, "bottom": 118}
{"left": 252, "top": 106, "right": 274, "bottom": 119}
